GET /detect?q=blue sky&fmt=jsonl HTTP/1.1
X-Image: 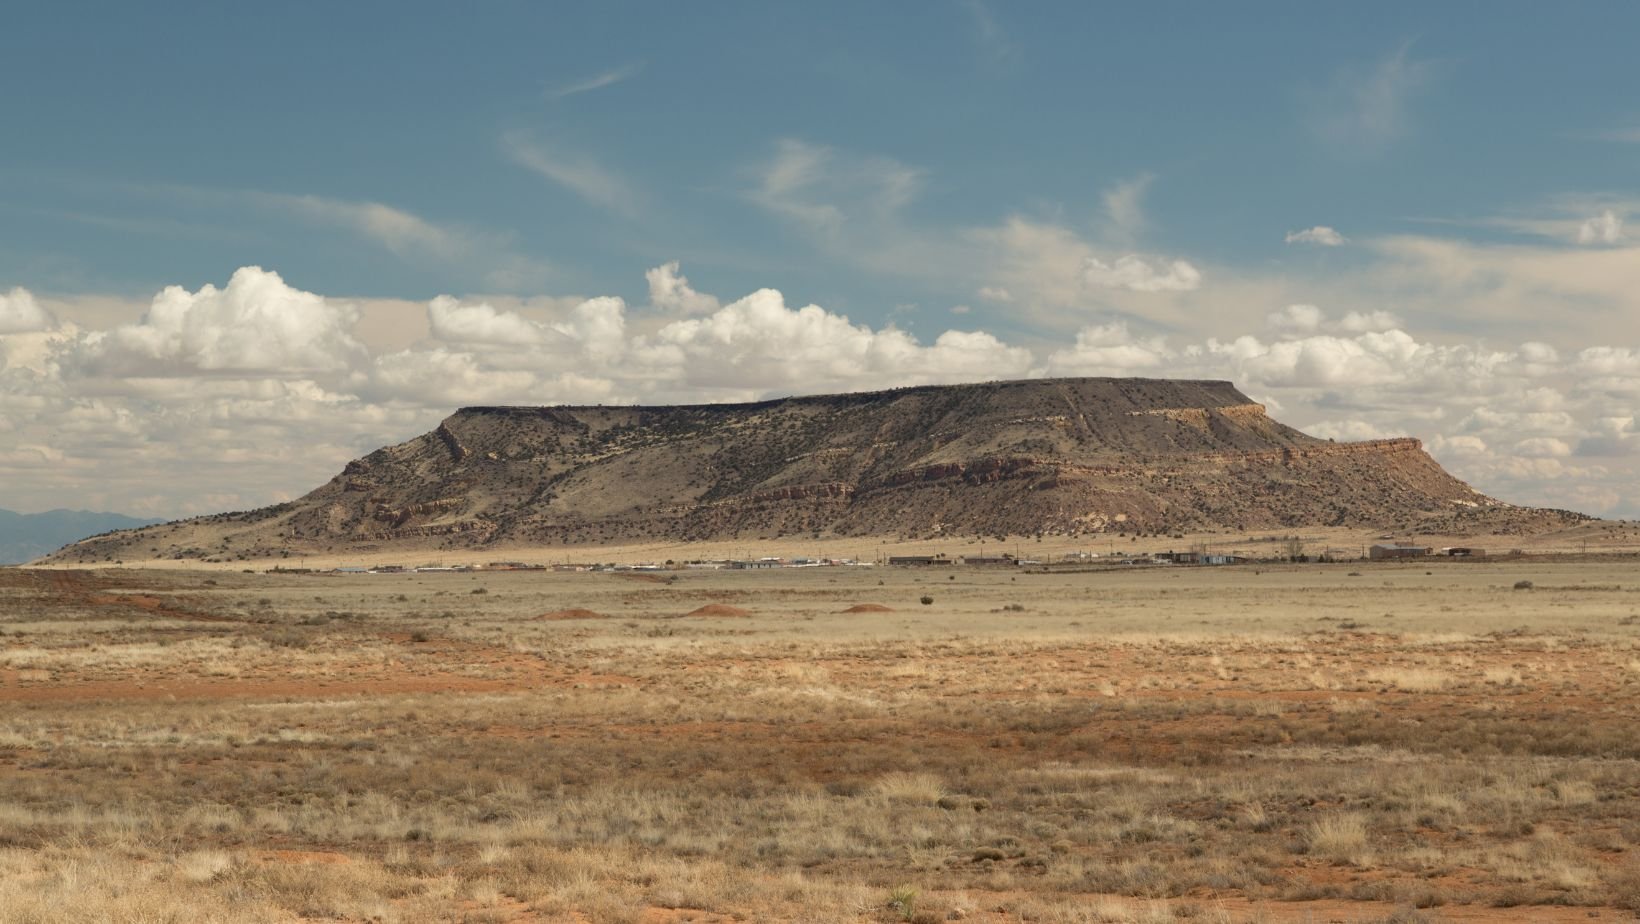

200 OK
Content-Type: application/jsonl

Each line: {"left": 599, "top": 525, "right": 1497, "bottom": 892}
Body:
{"left": 3, "top": 2, "right": 1640, "bottom": 518}
{"left": 6, "top": 3, "right": 1635, "bottom": 308}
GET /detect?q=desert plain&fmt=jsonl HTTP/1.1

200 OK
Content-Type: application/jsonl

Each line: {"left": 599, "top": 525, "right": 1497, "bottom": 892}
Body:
{"left": 3, "top": 548, "right": 1639, "bottom": 923}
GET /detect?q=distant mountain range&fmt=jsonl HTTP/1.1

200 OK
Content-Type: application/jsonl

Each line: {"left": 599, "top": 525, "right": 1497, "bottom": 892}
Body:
{"left": 0, "top": 508, "right": 166, "bottom": 564}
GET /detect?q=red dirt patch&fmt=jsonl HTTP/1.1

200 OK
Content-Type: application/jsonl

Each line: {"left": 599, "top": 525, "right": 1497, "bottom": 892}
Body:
{"left": 0, "top": 674, "right": 527, "bottom": 704}
{"left": 684, "top": 604, "right": 751, "bottom": 618}
{"left": 85, "top": 592, "right": 234, "bottom": 622}
{"left": 538, "top": 608, "right": 606, "bottom": 620}
{"left": 841, "top": 603, "right": 894, "bottom": 613}
{"left": 254, "top": 849, "right": 351, "bottom": 865}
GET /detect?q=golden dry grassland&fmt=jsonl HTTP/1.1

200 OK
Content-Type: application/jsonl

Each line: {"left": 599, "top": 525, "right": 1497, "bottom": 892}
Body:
{"left": 2, "top": 560, "right": 1639, "bottom": 923}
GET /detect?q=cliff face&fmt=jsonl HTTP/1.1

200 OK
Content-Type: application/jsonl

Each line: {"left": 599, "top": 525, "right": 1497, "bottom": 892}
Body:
{"left": 50, "top": 378, "right": 1508, "bottom": 560}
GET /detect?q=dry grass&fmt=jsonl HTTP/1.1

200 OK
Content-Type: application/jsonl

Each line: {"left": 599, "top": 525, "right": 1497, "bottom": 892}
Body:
{"left": 1306, "top": 812, "right": 1372, "bottom": 865}
{"left": 1, "top": 561, "right": 1637, "bottom": 921}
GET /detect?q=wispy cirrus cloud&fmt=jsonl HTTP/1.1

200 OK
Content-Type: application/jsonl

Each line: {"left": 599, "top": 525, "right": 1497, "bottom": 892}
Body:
{"left": 1286, "top": 226, "right": 1348, "bottom": 246}
{"left": 1595, "top": 125, "right": 1640, "bottom": 143}
{"left": 502, "top": 132, "right": 640, "bottom": 216}
{"left": 1309, "top": 40, "right": 1432, "bottom": 154}
{"left": 16, "top": 205, "right": 247, "bottom": 242}
{"left": 269, "top": 195, "right": 483, "bottom": 261}
{"left": 547, "top": 62, "right": 644, "bottom": 100}
{"left": 1, "top": 173, "right": 550, "bottom": 290}
{"left": 1082, "top": 255, "right": 1201, "bottom": 293}
{"left": 1578, "top": 210, "right": 1625, "bottom": 245}
{"left": 1101, "top": 173, "right": 1154, "bottom": 244}
{"left": 118, "top": 182, "right": 551, "bottom": 291}
{"left": 1432, "top": 196, "right": 1634, "bottom": 247}
{"left": 749, "top": 138, "right": 923, "bottom": 237}
{"left": 248, "top": 191, "right": 550, "bottom": 289}
{"left": 747, "top": 144, "right": 1205, "bottom": 321}
{"left": 961, "top": 0, "right": 1018, "bottom": 67}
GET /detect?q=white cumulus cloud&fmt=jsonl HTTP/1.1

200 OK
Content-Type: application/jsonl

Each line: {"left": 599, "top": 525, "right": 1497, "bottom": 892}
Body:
{"left": 1514, "top": 437, "right": 1572, "bottom": 459}
{"left": 1268, "top": 304, "right": 1324, "bottom": 333}
{"left": 645, "top": 261, "right": 720, "bottom": 315}
{"left": 367, "top": 348, "right": 541, "bottom": 406}
{"left": 14, "top": 260, "right": 1640, "bottom": 521}
{"left": 69, "top": 267, "right": 363, "bottom": 377}
{"left": 1268, "top": 305, "right": 1401, "bottom": 336}
{"left": 647, "top": 288, "right": 1033, "bottom": 393}
{"left": 427, "top": 296, "right": 545, "bottom": 346}
{"left": 0, "top": 287, "right": 57, "bottom": 335}
{"left": 1047, "top": 324, "right": 1171, "bottom": 373}
{"left": 1337, "top": 310, "right": 1402, "bottom": 333}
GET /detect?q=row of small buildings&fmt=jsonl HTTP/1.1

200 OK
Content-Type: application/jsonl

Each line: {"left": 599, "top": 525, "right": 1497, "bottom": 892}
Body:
{"left": 329, "top": 561, "right": 548, "bottom": 574}
{"left": 311, "top": 546, "right": 1490, "bottom": 575}
{"left": 1369, "top": 545, "right": 1486, "bottom": 561}
{"left": 552, "top": 558, "right": 874, "bottom": 572}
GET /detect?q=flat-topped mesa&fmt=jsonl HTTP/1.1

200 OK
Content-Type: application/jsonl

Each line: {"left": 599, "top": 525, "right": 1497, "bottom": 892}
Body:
{"left": 43, "top": 377, "right": 1517, "bottom": 561}
{"left": 458, "top": 377, "right": 1254, "bottom": 414}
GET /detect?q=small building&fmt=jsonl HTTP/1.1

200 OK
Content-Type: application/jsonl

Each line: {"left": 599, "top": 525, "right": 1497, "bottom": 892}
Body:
{"left": 888, "top": 556, "right": 951, "bottom": 566}
{"left": 1369, "top": 544, "right": 1432, "bottom": 561}
{"left": 730, "top": 559, "right": 781, "bottom": 570}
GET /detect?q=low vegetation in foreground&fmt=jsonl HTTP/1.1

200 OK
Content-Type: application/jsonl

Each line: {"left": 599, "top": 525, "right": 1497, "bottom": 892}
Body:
{"left": 2, "top": 562, "right": 1639, "bottom": 922}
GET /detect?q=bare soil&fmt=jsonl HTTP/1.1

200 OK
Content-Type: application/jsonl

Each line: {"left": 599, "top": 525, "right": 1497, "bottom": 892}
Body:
{"left": 538, "top": 608, "right": 607, "bottom": 620}
{"left": 683, "top": 603, "right": 752, "bottom": 617}
{"left": 1, "top": 561, "right": 1637, "bottom": 922}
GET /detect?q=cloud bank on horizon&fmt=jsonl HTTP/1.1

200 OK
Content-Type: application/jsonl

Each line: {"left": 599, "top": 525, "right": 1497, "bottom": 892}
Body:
{"left": 3, "top": 259, "right": 1639, "bottom": 520}
{"left": 3, "top": 3, "right": 1640, "bottom": 519}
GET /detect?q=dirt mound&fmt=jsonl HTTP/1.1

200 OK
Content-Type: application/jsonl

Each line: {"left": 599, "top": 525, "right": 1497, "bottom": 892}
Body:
{"left": 685, "top": 604, "right": 751, "bottom": 618}
{"left": 538, "top": 608, "right": 606, "bottom": 620}
{"left": 842, "top": 603, "right": 894, "bottom": 613}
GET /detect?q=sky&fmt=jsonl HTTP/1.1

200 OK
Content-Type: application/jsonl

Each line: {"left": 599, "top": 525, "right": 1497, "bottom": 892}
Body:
{"left": 2, "top": 2, "right": 1640, "bottom": 518}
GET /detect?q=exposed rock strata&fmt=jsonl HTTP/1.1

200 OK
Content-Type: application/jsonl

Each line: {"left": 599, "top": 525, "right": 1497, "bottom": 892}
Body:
{"left": 48, "top": 378, "right": 1532, "bottom": 560}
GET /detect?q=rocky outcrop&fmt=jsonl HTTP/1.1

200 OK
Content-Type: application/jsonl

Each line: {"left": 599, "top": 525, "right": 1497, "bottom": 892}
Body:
{"left": 46, "top": 377, "right": 1519, "bottom": 560}
{"left": 435, "top": 423, "right": 469, "bottom": 463}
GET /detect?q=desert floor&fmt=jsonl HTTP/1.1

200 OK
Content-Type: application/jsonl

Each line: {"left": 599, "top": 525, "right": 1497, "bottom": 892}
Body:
{"left": 46, "top": 517, "right": 1640, "bottom": 572}
{"left": 2, "top": 560, "right": 1638, "bottom": 922}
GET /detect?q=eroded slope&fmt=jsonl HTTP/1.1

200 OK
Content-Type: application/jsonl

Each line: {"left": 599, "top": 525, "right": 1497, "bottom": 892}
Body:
{"left": 49, "top": 378, "right": 1508, "bottom": 560}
